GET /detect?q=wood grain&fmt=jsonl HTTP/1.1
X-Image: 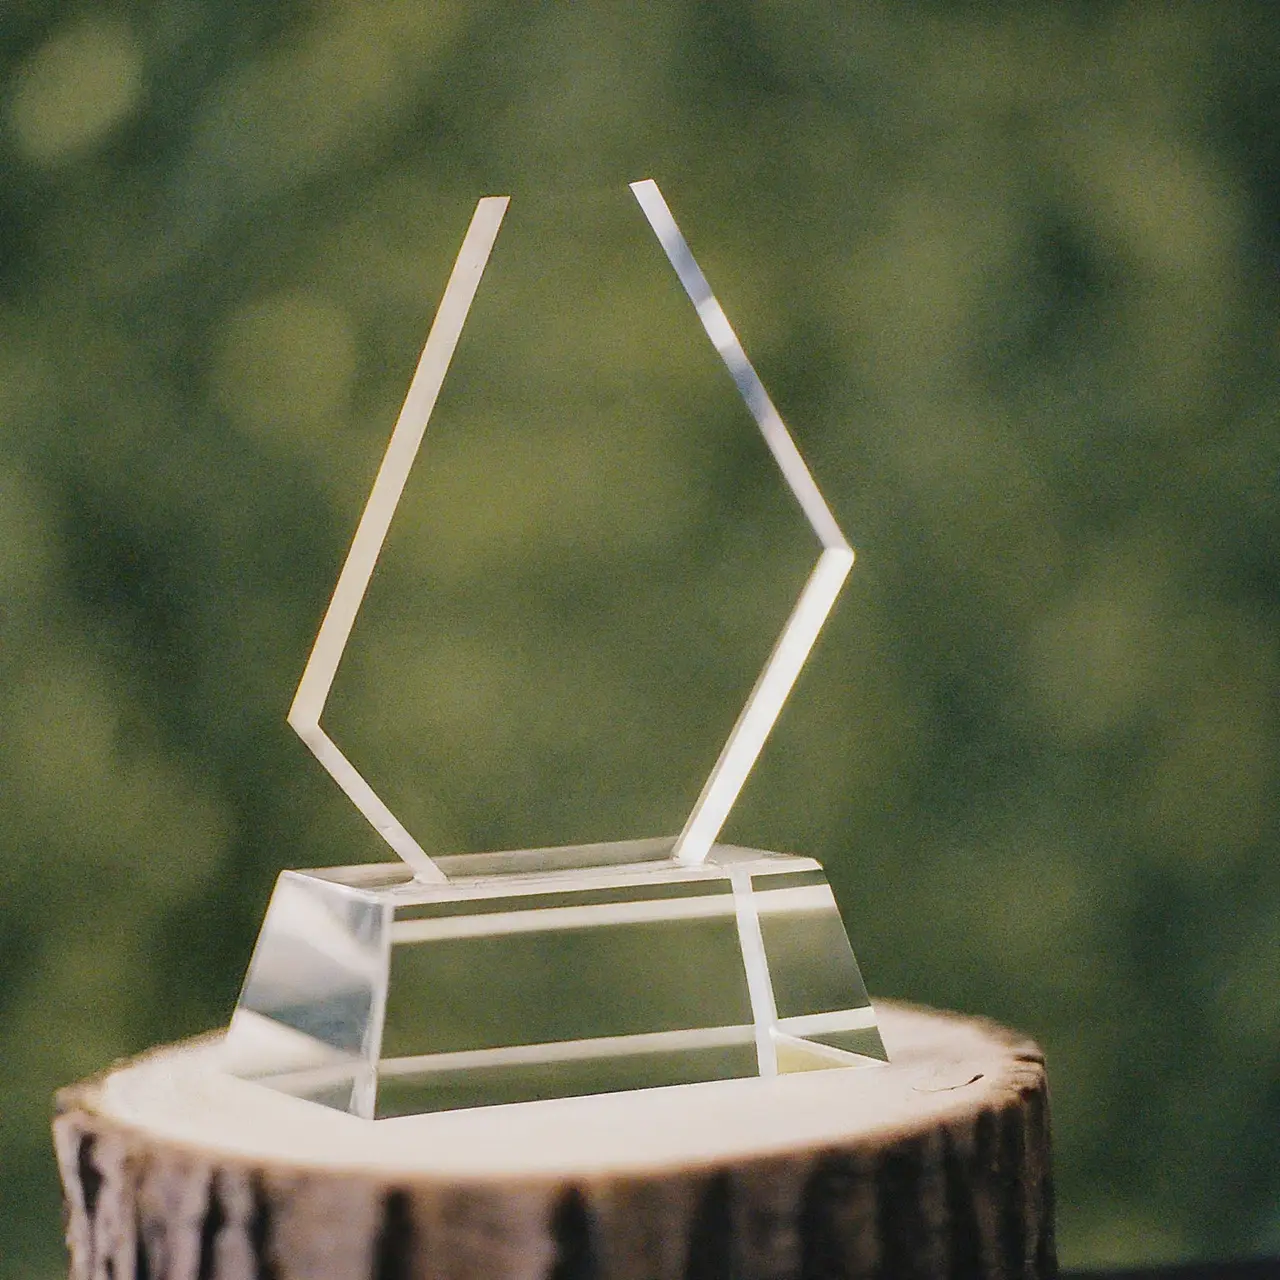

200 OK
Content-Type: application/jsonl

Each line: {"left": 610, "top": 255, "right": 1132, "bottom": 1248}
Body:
{"left": 53, "top": 1001, "right": 1055, "bottom": 1279}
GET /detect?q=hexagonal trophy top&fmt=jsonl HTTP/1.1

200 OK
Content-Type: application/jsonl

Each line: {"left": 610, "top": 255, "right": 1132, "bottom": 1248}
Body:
{"left": 286, "top": 179, "right": 854, "bottom": 885}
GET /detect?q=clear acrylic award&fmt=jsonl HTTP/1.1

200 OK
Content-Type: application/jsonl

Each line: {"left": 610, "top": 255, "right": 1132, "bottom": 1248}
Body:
{"left": 221, "top": 181, "right": 887, "bottom": 1119}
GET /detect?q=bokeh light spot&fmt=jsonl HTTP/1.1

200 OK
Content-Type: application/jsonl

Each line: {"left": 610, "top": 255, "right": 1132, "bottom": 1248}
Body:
{"left": 7, "top": 18, "right": 143, "bottom": 165}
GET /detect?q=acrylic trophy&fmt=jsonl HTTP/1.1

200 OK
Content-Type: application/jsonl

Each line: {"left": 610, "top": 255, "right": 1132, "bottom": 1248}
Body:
{"left": 221, "top": 180, "right": 887, "bottom": 1119}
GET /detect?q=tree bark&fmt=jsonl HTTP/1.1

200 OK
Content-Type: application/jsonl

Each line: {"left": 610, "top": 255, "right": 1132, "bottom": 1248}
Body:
{"left": 53, "top": 1000, "right": 1055, "bottom": 1279}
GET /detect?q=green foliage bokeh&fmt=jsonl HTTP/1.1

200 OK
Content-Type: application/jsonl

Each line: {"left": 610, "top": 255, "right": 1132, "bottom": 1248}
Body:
{"left": 2, "top": 3, "right": 1279, "bottom": 1274}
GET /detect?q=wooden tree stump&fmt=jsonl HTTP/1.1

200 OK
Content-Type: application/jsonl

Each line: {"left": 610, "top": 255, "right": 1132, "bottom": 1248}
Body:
{"left": 53, "top": 1000, "right": 1055, "bottom": 1279}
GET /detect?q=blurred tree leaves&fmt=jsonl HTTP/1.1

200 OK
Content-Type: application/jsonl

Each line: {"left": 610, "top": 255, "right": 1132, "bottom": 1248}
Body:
{"left": 2, "top": 2, "right": 1280, "bottom": 1274}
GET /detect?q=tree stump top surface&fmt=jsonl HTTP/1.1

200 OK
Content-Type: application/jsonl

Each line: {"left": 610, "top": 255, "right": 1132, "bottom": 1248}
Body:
{"left": 59, "top": 1001, "right": 1044, "bottom": 1184}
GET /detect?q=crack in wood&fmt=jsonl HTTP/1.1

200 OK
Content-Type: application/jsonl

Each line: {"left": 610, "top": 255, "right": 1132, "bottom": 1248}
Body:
{"left": 78, "top": 1135, "right": 103, "bottom": 1222}
{"left": 250, "top": 1176, "right": 278, "bottom": 1280}
{"left": 373, "top": 1189, "right": 414, "bottom": 1280}
{"left": 686, "top": 1172, "right": 733, "bottom": 1280}
{"left": 197, "top": 1173, "right": 227, "bottom": 1280}
{"left": 549, "top": 1187, "right": 596, "bottom": 1280}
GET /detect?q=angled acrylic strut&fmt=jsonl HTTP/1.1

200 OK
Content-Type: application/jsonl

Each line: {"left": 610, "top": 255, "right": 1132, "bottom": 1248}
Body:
{"left": 287, "top": 182, "right": 853, "bottom": 882}
{"left": 287, "top": 197, "right": 508, "bottom": 883}
{"left": 628, "top": 181, "right": 854, "bottom": 865}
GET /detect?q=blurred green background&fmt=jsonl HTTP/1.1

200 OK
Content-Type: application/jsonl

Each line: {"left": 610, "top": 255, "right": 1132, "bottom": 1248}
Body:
{"left": 3, "top": 2, "right": 1279, "bottom": 1274}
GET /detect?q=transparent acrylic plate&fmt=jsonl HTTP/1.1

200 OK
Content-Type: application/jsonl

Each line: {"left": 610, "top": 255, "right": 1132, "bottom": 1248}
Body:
{"left": 222, "top": 839, "right": 885, "bottom": 1119}
{"left": 225, "top": 180, "right": 885, "bottom": 1118}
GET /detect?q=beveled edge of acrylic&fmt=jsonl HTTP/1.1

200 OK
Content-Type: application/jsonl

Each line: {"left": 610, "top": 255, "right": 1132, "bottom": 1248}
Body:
{"left": 291, "top": 839, "right": 822, "bottom": 903}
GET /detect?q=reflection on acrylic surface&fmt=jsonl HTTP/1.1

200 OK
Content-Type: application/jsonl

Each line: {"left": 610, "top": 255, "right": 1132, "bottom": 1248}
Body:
{"left": 221, "top": 839, "right": 885, "bottom": 1118}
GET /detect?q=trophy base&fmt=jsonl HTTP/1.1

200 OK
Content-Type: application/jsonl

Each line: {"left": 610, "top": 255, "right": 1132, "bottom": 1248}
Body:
{"left": 222, "top": 838, "right": 886, "bottom": 1118}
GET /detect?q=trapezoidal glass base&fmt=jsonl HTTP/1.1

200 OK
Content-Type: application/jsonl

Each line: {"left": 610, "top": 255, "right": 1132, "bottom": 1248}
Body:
{"left": 221, "top": 838, "right": 886, "bottom": 1119}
